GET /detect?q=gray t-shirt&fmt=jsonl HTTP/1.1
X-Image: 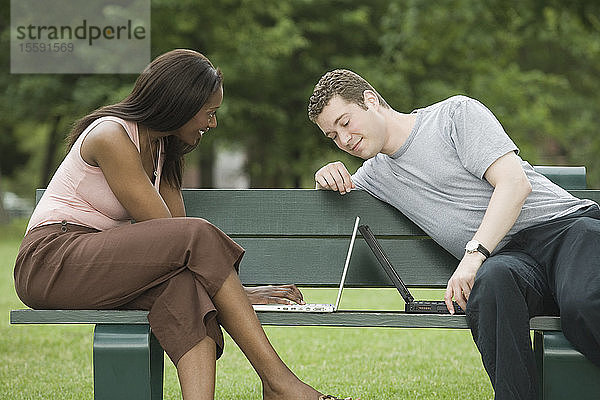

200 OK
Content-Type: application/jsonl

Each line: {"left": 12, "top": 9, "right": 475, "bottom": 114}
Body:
{"left": 352, "top": 95, "right": 595, "bottom": 259}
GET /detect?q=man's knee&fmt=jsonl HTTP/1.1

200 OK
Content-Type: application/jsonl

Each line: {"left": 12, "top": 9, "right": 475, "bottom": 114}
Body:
{"left": 560, "top": 291, "right": 600, "bottom": 327}
{"left": 559, "top": 292, "right": 600, "bottom": 367}
{"left": 473, "top": 256, "right": 515, "bottom": 293}
{"left": 468, "top": 253, "right": 537, "bottom": 314}
{"left": 567, "top": 217, "right": 600, "bottom": 243}
{"left": 467, "top": 258, "right": 507, "bottom": 317}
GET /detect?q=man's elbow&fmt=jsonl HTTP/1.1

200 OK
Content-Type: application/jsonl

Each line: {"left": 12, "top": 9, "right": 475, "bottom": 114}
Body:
{"left": 518, "top": 174, "right": 532, "bottom": 201}
{"left": 497, "top": 173, "right": 531, "bottom": 202}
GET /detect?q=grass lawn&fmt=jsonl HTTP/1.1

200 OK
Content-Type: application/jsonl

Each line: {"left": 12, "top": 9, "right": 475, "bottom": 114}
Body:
{"left": 0, "top": 224, "right": 494, "bottom": 399}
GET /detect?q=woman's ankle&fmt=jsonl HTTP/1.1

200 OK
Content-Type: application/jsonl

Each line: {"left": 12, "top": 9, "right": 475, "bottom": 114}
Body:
{"left": 262, "top": 377, "right": 321, "bottom": 400}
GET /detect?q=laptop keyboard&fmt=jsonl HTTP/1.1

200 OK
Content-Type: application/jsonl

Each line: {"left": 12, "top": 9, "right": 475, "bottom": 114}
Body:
{"left": 253, "top": 303, "right": 335, "bottom": 312}
{"left": 406, "top": 300, "right": 465, "bottom": 315}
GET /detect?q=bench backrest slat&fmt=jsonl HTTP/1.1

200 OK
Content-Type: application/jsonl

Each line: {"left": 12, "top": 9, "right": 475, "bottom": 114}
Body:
{"left": 533, "top": 166, "right": 587, "bottom": 189}
{"left": 183, "top": 189, "right": 425, "bottom": 236}
{"left": 34, "top": 167, "right": 598, "bottom": 289}
{"left": 234, "top": 236, "right": 456, "bottom": 287}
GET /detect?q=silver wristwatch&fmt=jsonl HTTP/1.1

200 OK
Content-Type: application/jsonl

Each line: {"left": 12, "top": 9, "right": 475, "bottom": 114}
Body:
{"left": 465, "top": 240, "right": 490, "bottom": 259}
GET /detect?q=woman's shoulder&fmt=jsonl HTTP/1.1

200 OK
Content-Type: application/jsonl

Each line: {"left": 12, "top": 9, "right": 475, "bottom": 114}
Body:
{"left": 85, "top": 119, "right": 131, "bottom": 145}
{"left": 80, "top": 118, "right": 139, "bottom": 167}
{"left": 90, "top": 116, "right": 136, "bottom": 134}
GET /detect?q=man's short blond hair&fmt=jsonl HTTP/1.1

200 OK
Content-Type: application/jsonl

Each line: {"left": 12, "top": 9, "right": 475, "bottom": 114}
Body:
{"left": 307, "top": 69, "right": 389, "bottom": 123}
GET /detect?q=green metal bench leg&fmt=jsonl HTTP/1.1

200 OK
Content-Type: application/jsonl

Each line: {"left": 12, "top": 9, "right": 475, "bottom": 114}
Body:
{"left": 93, "top": 324, "right": 164, "bottom": 400}
{"left": 534, "top": 331, "right": 600, "bottom": 400}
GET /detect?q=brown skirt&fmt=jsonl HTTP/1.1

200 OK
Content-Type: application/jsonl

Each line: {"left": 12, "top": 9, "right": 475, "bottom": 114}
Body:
{"left": 14, "top": 217, "right": 245, "bottom": 364}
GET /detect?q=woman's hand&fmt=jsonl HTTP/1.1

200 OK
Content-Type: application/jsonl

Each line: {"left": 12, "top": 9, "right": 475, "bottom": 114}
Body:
{"left": 244, "top": 284, "right": 305, "bottom": 305}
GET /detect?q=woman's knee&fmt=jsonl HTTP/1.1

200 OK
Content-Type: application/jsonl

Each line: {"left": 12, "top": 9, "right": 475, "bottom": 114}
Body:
{"left": 138, "top": 217, "right": 223, "bottom": 248}
{"left": 150, "top": 217, "right": 214, "bottom": 234}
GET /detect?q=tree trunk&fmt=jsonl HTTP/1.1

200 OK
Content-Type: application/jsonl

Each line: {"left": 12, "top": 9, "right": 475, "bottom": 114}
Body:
{"left": 40, "top": 115, "right": 63, "bottom": 188}
{"left": 0, "top": 172, "right": 8, "bottom": 224}
{"left": 198, "top": 141, "right": 215, "bottom": 188}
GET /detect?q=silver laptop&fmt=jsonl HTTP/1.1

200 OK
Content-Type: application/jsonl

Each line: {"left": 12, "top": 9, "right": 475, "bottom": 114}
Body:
{"left": 252, "top": 216, "right": 360, "bottom": 313}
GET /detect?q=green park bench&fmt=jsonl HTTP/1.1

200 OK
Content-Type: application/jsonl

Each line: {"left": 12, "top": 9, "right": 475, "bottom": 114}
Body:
{"left": 9, "top": 166, "right": 600, "bottom": 400}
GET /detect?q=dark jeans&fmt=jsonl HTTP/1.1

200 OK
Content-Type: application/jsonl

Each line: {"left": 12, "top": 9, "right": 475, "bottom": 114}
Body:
{"left": 466, "top": 204, "right": 600, "bottom": 400}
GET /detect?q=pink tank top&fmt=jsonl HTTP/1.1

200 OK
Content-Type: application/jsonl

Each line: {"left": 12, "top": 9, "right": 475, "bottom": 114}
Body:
{"left": 26, "top": 116, "right": 164, "bottom": 233}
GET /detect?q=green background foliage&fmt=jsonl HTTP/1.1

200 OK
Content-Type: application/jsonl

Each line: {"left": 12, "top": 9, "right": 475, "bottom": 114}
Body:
{"left": 1, "top": 0, "right": 599, "bottom": 197}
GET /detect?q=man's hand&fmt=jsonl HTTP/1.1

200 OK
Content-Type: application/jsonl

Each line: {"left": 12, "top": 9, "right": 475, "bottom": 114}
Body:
{"left": 444, "top": 252, "right": 486, "bottom": 314}
{"left": 244, "top": 284, "right": 305, "bottom": 305}
{"left": 315, "top": 161, "right": 356, "bottom": 194}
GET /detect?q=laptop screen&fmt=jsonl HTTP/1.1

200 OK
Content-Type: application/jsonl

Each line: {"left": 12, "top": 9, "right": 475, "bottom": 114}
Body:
{"left": 334, "top": 216, "right": 360, "bottom": 310}
{"left": 358, "top": 224, "right": 415, "bottom": 304}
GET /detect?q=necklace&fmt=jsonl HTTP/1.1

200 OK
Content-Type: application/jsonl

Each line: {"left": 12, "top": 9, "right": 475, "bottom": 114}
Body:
{"left": 146, "top": 127, "right": 158, "bottom": 178}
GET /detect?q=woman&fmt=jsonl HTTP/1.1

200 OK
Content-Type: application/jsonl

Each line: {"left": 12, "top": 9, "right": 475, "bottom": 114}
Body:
{"left": 14, "top": 49, "right": 353, "bottom": 400}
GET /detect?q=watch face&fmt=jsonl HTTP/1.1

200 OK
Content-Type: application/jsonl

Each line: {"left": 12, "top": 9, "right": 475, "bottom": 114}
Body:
{"left": 465, "top": 240, "right": 478, "bottom": 252}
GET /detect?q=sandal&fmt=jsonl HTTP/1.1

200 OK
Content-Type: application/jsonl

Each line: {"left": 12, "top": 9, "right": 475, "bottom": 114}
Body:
{"left": 319, "top": 396, "right": 354, "bottom": 400}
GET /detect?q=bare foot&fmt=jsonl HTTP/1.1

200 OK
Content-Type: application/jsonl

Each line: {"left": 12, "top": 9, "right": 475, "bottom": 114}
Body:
{"left": 263, "top": 379, "right": 322, "bottom": 400}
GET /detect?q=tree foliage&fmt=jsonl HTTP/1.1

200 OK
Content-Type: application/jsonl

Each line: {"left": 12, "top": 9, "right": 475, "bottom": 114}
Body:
{"left": 1, "top": 0, "right": 599, "bottom": 196}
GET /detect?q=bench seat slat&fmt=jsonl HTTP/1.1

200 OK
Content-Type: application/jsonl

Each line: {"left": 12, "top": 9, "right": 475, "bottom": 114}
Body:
{"left": 9, "top": 309, "right": 560, "bottom": 330}
{"left": 10, "top": 309, "right": 151, "bottom": 324}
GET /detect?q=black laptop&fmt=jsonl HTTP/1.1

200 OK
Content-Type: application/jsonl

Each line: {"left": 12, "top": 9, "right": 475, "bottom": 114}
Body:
{"left": 358, "top": 224, "right": 465, "bottom": 315}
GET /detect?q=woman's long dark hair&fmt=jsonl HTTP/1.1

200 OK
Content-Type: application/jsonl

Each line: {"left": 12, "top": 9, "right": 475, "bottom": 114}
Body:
{"left": 67, "top": 49, "right": 223, "bottom": 188}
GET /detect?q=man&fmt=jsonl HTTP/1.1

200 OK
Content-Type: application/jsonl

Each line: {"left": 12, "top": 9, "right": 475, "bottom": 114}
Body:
{"left": 307, "top": 69, "right": 600, "bottom": 400}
